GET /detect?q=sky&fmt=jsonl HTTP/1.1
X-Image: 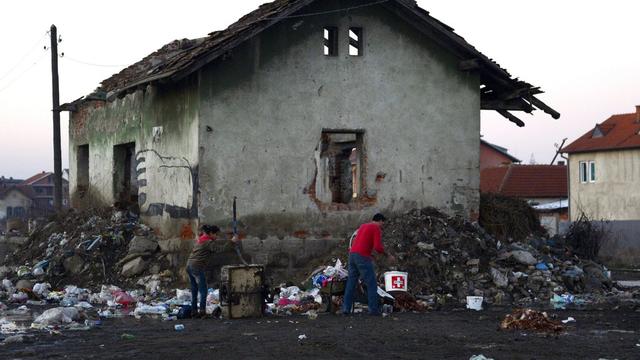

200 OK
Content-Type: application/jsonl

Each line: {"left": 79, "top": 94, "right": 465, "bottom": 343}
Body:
{"left": 0, "top": 0, "right": 639, "bottom": 179}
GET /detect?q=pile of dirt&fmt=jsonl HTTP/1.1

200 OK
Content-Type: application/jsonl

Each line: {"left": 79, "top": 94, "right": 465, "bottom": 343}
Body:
{"left": 479, "top": 193, "right": 546, "bottom": 242}
{"left": 3, "top": 208, "right": 179, "bottom": 289}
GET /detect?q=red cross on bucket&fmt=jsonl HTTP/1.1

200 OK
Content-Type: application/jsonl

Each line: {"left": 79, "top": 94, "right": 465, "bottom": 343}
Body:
{"left": 392, "top": 276, "right": 405, "bottom": 289}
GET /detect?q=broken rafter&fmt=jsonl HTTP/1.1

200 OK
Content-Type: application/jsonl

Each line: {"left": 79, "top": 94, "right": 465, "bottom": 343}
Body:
{"left": 497, "top": 110, "right": 525, "bottom": 127}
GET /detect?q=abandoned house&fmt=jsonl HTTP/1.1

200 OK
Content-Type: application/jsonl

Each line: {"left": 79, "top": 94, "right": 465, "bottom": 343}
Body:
{"left": 562, "top": 105, "right": 640, "bottom": 266}
{"left": 64, "top": 0, "right": 558, "bottom": 274}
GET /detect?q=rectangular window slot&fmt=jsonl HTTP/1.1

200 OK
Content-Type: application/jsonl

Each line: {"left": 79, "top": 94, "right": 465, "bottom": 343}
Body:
{"left": 77, "top": 144, "right": 89, "bottom": 191}
{"left": 349, "top": 27, "right": 363, "bottom": 56}
{"left": 589, "top": 161, "right": 596, "bottom": 182}
{"left": 323, "top": 27, "right": 338, "bottom": 56}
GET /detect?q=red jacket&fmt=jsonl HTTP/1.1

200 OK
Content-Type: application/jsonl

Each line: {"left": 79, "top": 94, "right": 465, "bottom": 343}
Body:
{"left": 350, "top": 222, "right": 384, "bottom": 258}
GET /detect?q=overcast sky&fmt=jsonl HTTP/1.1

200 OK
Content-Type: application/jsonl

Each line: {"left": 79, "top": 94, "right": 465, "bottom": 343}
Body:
{"left": 1, "top": 0, "right": 639, "bottom": 179}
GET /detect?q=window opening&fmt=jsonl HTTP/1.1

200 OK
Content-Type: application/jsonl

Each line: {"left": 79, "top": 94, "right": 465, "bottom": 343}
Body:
{"left": 349, "top": 27, "right": 363, "bottom": 56}
{"left": 113, "top": 142, "right": 138, "bottom": 205}
{"left": 323, "top": 27, "right": 338, "bottom": 56}
{"left": 315, "top": 130, "right": 364, "bottom": 204}
{"left": 589, "top": 161, "right": 596, "bottom": 182}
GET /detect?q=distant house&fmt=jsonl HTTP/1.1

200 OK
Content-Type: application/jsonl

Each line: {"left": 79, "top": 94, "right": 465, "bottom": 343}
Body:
{"left": 480, "top": 139, "right": 520, "bottom": 171}
{"left": 562, "top": 105, "right": 640, "bottom": 265}
{"left": 20, "top": 172, "right": 69, "bottom": 217}
{"left": 480, "top": 164, "right": 568, "bottom": 235}
{"left": 0, "top": 185, "right": 33, "bottom": 232}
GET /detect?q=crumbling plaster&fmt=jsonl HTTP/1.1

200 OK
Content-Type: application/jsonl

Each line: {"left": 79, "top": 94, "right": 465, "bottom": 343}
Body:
{"left": 69, "top": 79, "right": 200, "bottom": 236}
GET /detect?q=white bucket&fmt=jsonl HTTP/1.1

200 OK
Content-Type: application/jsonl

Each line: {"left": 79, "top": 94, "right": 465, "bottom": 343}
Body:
{"left": 466, "top": 296, "right": 483, "bottom": 311}
{"left": 384, "top": 271, "right": 408, "bottom": 292}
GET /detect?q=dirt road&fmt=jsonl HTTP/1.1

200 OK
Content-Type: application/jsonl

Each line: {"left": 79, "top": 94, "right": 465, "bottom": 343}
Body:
{"left": 2, "top": 307, "right": 639, "bottom": 359}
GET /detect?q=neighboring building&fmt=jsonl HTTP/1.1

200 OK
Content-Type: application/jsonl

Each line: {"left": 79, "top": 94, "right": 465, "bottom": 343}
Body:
{"left": 480, "top": 139, "right": 521, "bottom": 171}
{"left": 562, "top": 105, "right": 640, "bottom": 265}
{"left": 21, "top": 172, "right": 69, "bottom": 217}
{"left": 63, "top": 0, "right": 557, "bottom": 275}
{"left": 0, "top": 186, "right": 33, "bottom": 232}
{"left": 480, "top": 164, "right": 568, "bottom": 235}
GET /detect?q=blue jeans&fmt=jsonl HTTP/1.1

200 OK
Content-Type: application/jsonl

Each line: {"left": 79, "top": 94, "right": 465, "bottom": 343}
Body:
{"left": 341, "top": 253, "right": 380, "bottom": 315}
{"left": 186, "top": 265, "right": 207, "bottom": 312}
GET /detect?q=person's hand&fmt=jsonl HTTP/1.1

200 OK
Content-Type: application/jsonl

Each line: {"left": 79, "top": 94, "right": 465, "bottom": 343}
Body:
{"left": 231, "top": 234, "right": 240, "bottom": 243}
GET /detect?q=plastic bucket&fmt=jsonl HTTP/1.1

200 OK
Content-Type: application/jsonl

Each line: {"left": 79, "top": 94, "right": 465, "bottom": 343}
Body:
{"left": 466, "top": 296, "right": 483, "bottom": 311}
{"left": 384, "top": 271, "right": 408, "bottom": 292}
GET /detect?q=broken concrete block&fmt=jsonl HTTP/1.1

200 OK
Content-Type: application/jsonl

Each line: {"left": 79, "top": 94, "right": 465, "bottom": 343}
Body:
{"left": 417, "top": 242, "right": 435, "bottom": 251}
{"left": 491, "top": 268, "right": 509, "bottom": 288}
{"left": 158, "top": 238, "right": 182, "bottom": 254}
{"left": 121, "top": 257, "right": 147, "bottom": 277}
{"left": 15, "top": 279, "right": 33, "bottom": 290}
{"left": 509, "top": 250, "right": 537, "bottom": 265}
{"left": 63, "top": 255, "right": 85, "bottom": 275}
{"left": 128, "top": 236, "right": 158, "bottom": 255}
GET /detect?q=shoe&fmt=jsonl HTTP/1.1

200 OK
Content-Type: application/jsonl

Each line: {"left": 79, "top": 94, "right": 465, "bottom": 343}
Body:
{"left": 198, "top": 310, "right": 207, "bottom": 319}
{"left": 190, "top": 309, "right": 198, "bottom": 318}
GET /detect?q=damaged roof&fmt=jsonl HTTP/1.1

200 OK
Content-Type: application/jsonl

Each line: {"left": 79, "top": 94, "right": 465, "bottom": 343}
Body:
{"left": 93, "top": 0, "right": 559, "bottom": 125}
{"left": 562, "top": 109, "right": 640, "bottom": 154}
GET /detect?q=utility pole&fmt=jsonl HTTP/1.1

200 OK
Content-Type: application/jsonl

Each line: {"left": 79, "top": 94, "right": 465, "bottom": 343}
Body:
{"left": 50, "top": 24, "right": 63, "bottom": 212}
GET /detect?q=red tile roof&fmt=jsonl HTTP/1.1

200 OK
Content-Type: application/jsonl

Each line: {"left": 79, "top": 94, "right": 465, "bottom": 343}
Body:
{"left": 21, "top": 172, "right": 52, "bottom": 185}
{"left": 480, "top": 165, "right": 567, "bottom": 198}
{"left": 562, "top": 111, "right": 640, "bottom": 154}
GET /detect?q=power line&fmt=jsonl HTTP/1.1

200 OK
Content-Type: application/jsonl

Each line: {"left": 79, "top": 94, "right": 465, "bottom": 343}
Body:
{"left": 259, "top": 0, "right": 390, "bottom": 21}
{"left": 62, "top": 54, "right": 127, "bottom": 68}
{"left": 0, "top": 48, "right": 50, "bottom": 94}
{"left": 0, "top": 31, "right": 49, "bottom": 83}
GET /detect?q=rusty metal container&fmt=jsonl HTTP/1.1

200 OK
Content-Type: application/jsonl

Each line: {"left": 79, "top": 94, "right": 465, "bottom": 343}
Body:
{"left": 220, "top": 265, "right": 264, "bottom": 319}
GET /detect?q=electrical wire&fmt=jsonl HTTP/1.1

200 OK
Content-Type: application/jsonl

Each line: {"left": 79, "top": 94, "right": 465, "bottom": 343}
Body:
{"left": 0, "top": 31, "right": 49, "bottom": 83}
{"left": 259, "top": 0, "right": 390, "bottom": 21}
{"left": 0, "top": 48, "right": 50, "bottom": 94}
{"left": 62, "top": 55, "right": 127, "bottom": 68}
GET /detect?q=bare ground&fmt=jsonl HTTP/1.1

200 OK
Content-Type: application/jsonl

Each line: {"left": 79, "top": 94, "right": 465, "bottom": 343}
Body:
{"left": 3, "top": 307, "right": 640, "bottom": 360}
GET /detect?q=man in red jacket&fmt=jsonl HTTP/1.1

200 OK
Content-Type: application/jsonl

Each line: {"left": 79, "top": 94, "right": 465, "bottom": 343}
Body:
{"left": 341, "top": 213, "right": 395, "bottom": 315}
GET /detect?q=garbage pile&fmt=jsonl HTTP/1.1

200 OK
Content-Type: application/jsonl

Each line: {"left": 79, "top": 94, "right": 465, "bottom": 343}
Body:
{"left": 0, "top": 277, "right": 224, "bottom": 342}
{"left": 3, "top": 208, "right": 183, "bottom": 289}
{"left": 499, "top": 308, "right": 564, "bottom": 332}
{"left": 369, "top": 207, "right": 616, "bottom": 306}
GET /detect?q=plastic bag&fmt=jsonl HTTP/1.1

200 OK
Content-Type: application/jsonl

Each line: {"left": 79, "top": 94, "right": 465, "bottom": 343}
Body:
{"left": 134, "top": 303, "right": 168, "bottom": 316}
{"left": 176, "top": 289, "right": 192, "bottom": 302}
{"left": 113, "top": 291, "right": 136, "bottom": 306}
{"left": 33, "top": 283, "right": 51, "bottom": 297}
{"left": 34, "top": 307, "right": 80, "bottom": 325}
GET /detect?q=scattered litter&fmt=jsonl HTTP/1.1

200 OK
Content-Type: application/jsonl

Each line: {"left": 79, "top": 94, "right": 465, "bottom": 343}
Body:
{"left": 174, "top": 324, "right": 185, "bottom": 331}
{"left": 121, "top": 333, "right": 135, "bottom": 340}
{"left": 298, "top": 334, "right": 307, "bottom": 340}
{"left": 469, "top": 355, "right": 494, "bottom": 360}
{"left": 562, "top": 317, "right": 576, "bottom": 324}
{"left": 500, "top": 309, "right": 563, "bottom": 333}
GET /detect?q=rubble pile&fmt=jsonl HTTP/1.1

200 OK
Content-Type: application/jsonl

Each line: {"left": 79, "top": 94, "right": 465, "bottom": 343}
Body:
{"left": 3, "top": 208, "right": 181, "bottom": 289}
{"left": 479, "top": 193, "right": 546, "bottom": 242}
{"left": 499, "top": 308, "right": 564, "bottom": 332}
{"left": 381, "top": 207, "right": 615, "bottom": 306}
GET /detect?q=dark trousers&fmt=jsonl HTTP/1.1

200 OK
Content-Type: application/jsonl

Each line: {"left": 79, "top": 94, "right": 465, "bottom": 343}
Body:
{"left": 341, "top": 252, "right": 380, "bottom": 315}
{"left": 186, "top": 265, "right": 207, "bottom": 312}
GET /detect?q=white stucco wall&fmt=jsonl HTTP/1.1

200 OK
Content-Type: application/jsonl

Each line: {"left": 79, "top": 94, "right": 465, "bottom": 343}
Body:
{"left": 568, "top": 149, "right": 640, "bottom": 221}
